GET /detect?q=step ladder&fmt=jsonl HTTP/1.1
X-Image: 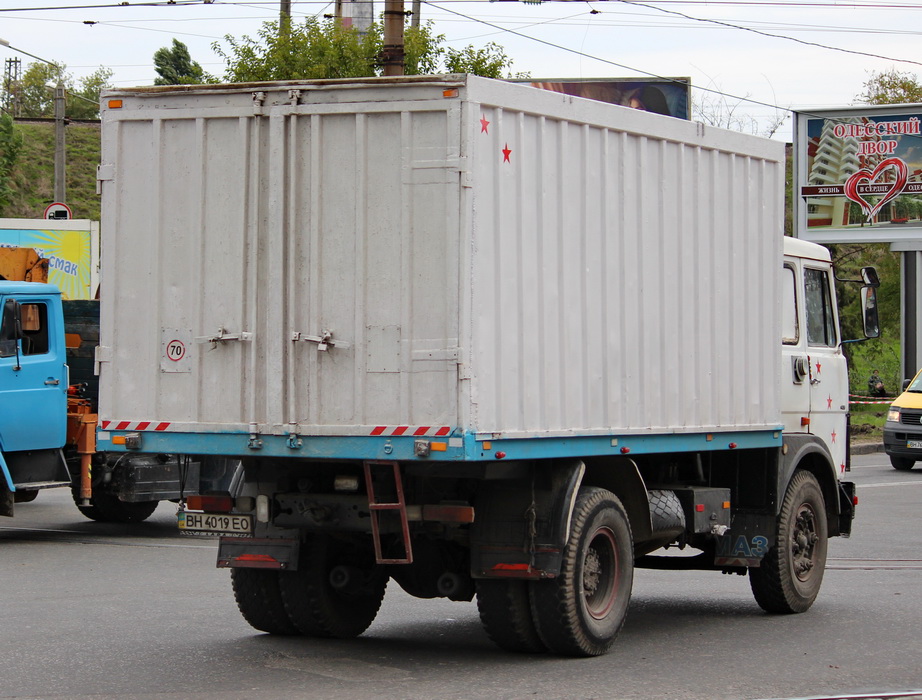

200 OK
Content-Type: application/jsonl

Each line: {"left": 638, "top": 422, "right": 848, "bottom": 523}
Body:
{"left": 363, "top": 460, "right": 413, "bottom": 564}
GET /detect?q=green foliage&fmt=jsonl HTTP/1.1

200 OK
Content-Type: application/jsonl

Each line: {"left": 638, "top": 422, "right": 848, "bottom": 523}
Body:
{"left": 154, "top": 39, "right": 212, "bottom": 85}
{"left": 68, "top": 67, "right": 114, "bottom": 120}
{"left": 2, "top": 122, "right": 100, "bottom": 221}
{"left": 443, "top": 42, "right": 527, "bottom": 79}
{"left": 18, "top": 61, "right": 65, "bottom": 118}
{"left": 856, "top": 68, "right": 922, "bottom": 105}
{"left": 0, "top": 114, "right": 24, "bottom": 215}
{"left": 214, "top": 18, "right": 524, "bottom": 81}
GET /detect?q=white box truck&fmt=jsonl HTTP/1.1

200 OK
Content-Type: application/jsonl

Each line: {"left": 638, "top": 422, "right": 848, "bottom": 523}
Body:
{"left": 95, "top": 75, "right": 878, "bottom": 656}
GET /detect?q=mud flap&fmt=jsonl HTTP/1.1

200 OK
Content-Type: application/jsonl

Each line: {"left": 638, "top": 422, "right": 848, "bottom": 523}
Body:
{"left": 837, "top": 481, "right": 856, "bottom": 537}
{"left": 470, "top": 459, "right": 584, "bottom": 579}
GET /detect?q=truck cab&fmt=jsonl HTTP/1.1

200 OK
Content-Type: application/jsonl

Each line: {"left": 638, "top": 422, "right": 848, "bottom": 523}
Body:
{"left": 0, "top": 282, "right": 71, "bottom": 516}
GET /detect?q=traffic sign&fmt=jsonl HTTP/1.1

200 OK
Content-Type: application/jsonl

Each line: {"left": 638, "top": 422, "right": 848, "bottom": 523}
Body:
{"left": 44, "top": 202, "right": 72, "bottom": 220}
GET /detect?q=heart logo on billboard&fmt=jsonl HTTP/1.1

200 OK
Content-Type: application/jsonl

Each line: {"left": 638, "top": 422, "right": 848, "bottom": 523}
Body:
{"left": 844, "top": 157, "right": 909, "bottom": 222}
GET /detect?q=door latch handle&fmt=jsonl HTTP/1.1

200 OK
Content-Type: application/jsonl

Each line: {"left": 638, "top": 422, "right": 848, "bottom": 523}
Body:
{"left": 45, "top": 378, "right": 60, "bottom": 386}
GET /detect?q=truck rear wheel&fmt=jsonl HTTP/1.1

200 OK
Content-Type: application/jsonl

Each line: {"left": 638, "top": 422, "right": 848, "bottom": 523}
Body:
{"left": 279, "top": 534, "right": 387, "bottom": 638}
{"left": 749, "top": 470, "right": 828, "bottom": 614}
{"left": 529, "top": 486, "right": 633, "bottom": 657}
{"left": 476, "top": 579, "right": 546, "bottom": 653}
{"left": 231, "top": 568, "right": 300, "bottom": 635}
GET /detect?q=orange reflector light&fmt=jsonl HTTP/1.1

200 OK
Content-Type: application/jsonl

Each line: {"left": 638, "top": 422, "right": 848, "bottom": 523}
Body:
{"left": 111, "top": 435, "right": 126, "bottom": 445}
{"left": 108, "top": 99, "right": 123, "bottom": 109}
{"left": 65, "top": 333, "right": 83, "bottom": 349}
{"left": 801, "top": 417, "right": 811, "bottom": 427}
{"left": 187, "top": 494, "right": 233, "bottom": 512}
{"left": 492, "top": 563, "right": 530, "bottom": 571}
{"left": 723, "top": 501, "right": 731, "bottom": 509}
{"left": 483, "top": 441, "right": 492, "bottom": 450}
{"left": 443, "top": 88, "right": 459, "bottom": 98}
{"left": 422, "top": 504, "right": 475, "bottom": 523}
{"left": 695, "top": 504, "right": 705, "bottom": 512}
{"left": 430, "top": 441, "right": 448, "bottom": 452}
{"left": 706, "top": 434, "right": 713, "bottom": 442}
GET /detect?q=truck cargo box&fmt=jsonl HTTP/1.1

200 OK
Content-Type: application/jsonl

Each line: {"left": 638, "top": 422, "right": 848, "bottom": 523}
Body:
{"left": 97, "top": 75, "right": 785, "bottom": 459}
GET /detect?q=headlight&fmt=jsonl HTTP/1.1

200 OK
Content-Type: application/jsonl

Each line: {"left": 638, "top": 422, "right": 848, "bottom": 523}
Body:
{"left": 888, "top": 407, "right": 901, "bottom": 422}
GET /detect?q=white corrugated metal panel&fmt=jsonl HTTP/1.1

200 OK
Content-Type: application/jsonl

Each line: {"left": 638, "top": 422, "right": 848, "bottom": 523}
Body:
{"left": 463, "top": 77, "right": 784, "bottom": 437}
{"left": 99, "top": 75, "right": 784, "bottom": 439}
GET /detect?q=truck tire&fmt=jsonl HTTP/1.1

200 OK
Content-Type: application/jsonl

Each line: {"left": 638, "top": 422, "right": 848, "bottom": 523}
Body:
{"left": 71, "top": 485, "right": 159, "bottom": 523}
{"left": 749, "top": 470, "right": 827, "bottom": 614}
{"left": 476, "top": 579, "right": 546, "bottom": 653}
{"left": 279, "top": 534, "right": 387, "bottom": 638}
{"left": 889, "top": 455, "right": 915, "bottom": 471}
{"left": 529, "top": 486, "right": 633, "bottom": 657}
{"left": 231, "top": 569, "right": 300, "bottom": 635}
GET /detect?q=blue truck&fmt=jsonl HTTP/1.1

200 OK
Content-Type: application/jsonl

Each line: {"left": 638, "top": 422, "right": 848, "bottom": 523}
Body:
{"left": 0, "top": 279, "right": 235, "bottom": 520}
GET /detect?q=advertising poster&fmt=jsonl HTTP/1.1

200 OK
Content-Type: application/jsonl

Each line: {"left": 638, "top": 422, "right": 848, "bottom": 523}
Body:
{"left": 794, "top": 105, "right": 922, "bottom": 243}
{"left": 0, "top": 219, "right": 98, "bottom": 299}
{"left": 520, "top": 78, "right": 691, "bottom": 121}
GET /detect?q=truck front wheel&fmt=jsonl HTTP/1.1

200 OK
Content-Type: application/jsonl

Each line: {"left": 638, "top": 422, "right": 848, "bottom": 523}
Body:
{"left": 71, "top": 486, "right": 159, "bottom": 523}
{"left": 529, "top": 486, "right": 634, "bottom": 657}
{"left": 749, "top": 470, "right": 828, "bottom": 614}
{"left": 279, "top": 534, "right": 387, "bottom": 638}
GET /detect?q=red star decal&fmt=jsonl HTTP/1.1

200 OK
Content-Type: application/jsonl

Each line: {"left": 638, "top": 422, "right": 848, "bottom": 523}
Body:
{"left": 827, "top": 395, "right": 833, "bottom": 409}
{"left": 480, "top": 116, "right": 490, "bottom": 133}
{"left": 840, "top": 463, "right": 846, "bottom": 474}
{"left": 502, "top": 143, "right": 512, "bottom": 162}
{"left": 815, "top": 362, "right": 822, "bottom": 374}
{"left": 830, "top": 430, "right": 837, "bottom": 443}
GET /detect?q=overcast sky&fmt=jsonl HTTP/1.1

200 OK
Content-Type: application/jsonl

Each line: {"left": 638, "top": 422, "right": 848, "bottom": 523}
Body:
{"left": 2, "top": 0, "right": 921, "bottom": 141}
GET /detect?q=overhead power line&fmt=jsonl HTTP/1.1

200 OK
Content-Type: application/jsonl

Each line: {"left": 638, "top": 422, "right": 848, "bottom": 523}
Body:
{"left": 615, "top": 0, "right": 922, "bottom": 69}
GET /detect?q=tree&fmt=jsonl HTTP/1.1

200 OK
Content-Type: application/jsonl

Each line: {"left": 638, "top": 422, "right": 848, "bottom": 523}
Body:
{"left": 856, "top": 68, "right": 922, "bottom": 105}
{"left": 12, "top": 62, "right": 112, "bottom": 119}
{"left": 154, "top": 39, "right": 210, "bottom": 85}
{"left": 19, "top": 61, "right": 66, "bottom": 118}
{"left": 69, "top": 67, "right": 114, "bottom": 120}
{"left": 214, "top": 18, "right": 524, "bottom": 82}
{"left": 0, "top": 113, "right": 23, "bottom": 215}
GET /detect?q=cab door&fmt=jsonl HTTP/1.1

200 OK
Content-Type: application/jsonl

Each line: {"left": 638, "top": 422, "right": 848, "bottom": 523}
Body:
{"left": 0, "top": 295, "right": 67, "bottom": 453}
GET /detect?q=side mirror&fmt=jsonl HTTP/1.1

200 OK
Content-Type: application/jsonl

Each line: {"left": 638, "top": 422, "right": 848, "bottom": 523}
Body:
{"left": 1, "top": 298, "right": 23, "bottom": 341}
{"left": 861, "top": 286, "right": 880, "bottom": 339}
{"left": 861, "top": 266, "right": 880, "bottom": 287}
{"left": 904, "top": 379, "right": 912, "bottom": 392}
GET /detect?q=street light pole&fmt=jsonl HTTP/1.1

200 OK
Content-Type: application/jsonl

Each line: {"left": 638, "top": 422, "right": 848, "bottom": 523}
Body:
{"left": 0, "top": 37, "right": 67, "bottom": 204}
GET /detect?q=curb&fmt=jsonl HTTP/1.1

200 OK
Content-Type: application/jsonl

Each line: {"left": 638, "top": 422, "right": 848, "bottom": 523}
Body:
{"left": 850, "top": 442, "right": 884, "bottom": 455}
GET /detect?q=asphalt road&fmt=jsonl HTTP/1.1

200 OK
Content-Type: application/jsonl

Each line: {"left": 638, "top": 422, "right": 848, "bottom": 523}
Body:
{"left": 2, "top": 452, "right": 921, "bottom": 700}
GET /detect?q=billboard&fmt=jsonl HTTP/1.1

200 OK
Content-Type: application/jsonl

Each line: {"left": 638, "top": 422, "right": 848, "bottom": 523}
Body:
{"left": 794, "top": 104, "right": 922, "bottom": 243}
{"left": 0, "top": 218, "right": 99, "bottom": 299}
{"left": 519, "top": 78, "right": 691, "bottom": 121}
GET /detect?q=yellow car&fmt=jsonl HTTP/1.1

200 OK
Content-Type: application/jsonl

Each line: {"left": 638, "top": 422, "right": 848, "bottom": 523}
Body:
{"left": 883, "top": 368, "right": 922, "bottom": 470}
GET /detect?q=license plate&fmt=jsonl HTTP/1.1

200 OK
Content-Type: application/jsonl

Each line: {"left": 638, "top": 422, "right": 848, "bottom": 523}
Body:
{"left": 178, "top": 511, "right": 253, "bottom": 537}
{"left": 907, "top": 440, "right": 922, "bottom": 449}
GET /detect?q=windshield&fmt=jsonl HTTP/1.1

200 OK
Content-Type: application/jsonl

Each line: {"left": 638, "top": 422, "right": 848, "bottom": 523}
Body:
{"left": 908, "top": 372, "right": 922, "bottom": 392}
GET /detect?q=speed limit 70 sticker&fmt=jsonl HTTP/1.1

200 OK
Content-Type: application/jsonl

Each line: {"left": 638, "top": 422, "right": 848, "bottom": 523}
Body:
{"left": 161, "top": 328, "right": 192, "bottom": 373}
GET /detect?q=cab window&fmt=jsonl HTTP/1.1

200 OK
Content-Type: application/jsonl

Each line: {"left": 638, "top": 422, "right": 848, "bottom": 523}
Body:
{"left": 21, "top": 303, "right": 49, "bottom": 355}
{"left": 782, "top": 265, "right": 799, "bottom": 345}
{"left": 804, "top": 268, "right": 837, "bottom": 347}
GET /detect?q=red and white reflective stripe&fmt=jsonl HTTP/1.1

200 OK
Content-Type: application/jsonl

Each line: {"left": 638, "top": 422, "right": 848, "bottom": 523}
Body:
{"left": 370, "top": 426, "right": 452, "bottom": 437}
{"left": 101, "top": 420, "right": 172, "bottom": 431}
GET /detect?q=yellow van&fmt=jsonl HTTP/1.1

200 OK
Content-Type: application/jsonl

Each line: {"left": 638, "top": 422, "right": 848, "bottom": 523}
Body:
{"left": 883, "top": 368, "right": 922, "bottom": 470}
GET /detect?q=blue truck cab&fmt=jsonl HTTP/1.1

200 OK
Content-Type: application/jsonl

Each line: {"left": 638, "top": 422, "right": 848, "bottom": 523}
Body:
{"left": 0, "top": 281, "right": 70, "bottom": 516}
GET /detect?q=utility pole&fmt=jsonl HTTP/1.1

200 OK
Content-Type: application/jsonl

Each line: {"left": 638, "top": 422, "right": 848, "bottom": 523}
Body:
{"left": 54, "top": 82, "right": 65, "bottom": 203}
{"left": 382, "top": 0, "right": 405, "bottom": 76}
{"left": 412, "top": 0, "right": 420, "bottom": 28}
